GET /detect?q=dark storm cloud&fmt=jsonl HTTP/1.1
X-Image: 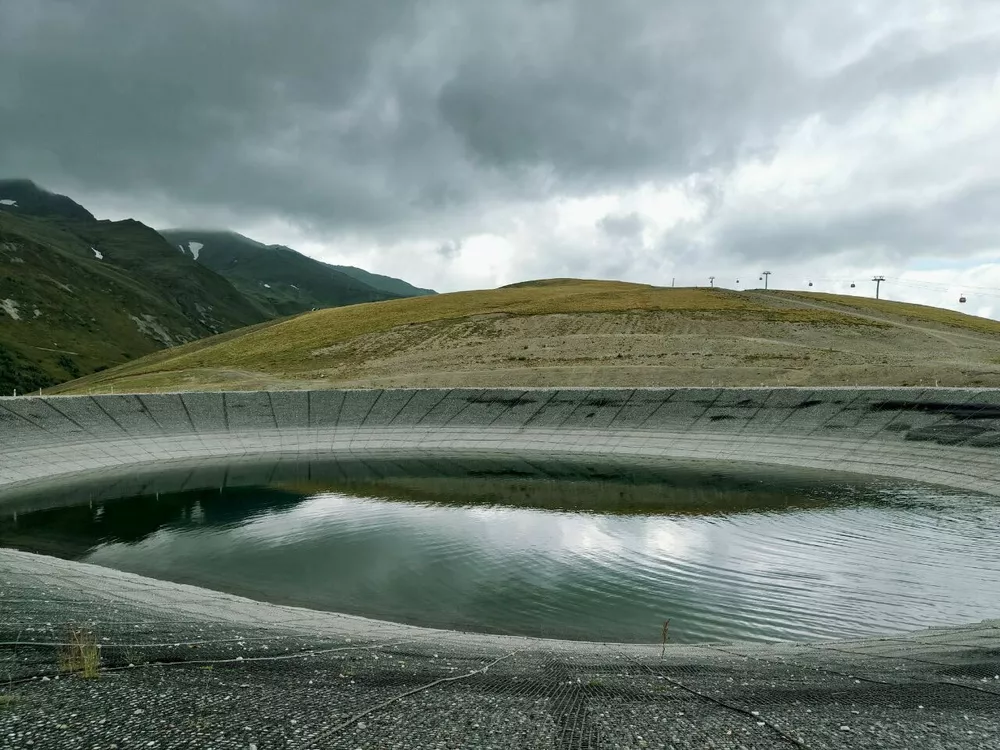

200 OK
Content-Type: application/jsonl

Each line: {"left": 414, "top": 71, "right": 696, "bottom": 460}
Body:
{"left": 436, "top": 1, "right": 795, "bottom": 181}
{"left": 1, "top": 0, "right": 998, "bottom": 283}
{"left": 0, "top": 2, "right": 837, "bottom": 214}
{"left": 0, "top": 0, "right": 435, "bottom": 227}
{"left": 2, "top": 0, "right": 785, "bottom": 211}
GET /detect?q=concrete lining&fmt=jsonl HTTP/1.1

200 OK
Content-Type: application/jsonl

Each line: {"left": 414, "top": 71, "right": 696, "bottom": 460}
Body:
{"left": 2, "top": 387, "right": 1000, "bottom": 496}
{"left": 2, "top": 388, "right": 999, "bottom": 748}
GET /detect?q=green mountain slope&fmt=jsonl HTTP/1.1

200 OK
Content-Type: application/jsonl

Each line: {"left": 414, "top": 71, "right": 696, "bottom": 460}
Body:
{"left": 0, "top": 182, "right": 268, "bottom": 393}
{"left": 160, "top": 230, "right": 434, "bottom": 316}
{"left": 328, "top": 264, "right": 435, "bottom": 298}
{"left": 0, "top": 178, "right": 95, "bottom": 221}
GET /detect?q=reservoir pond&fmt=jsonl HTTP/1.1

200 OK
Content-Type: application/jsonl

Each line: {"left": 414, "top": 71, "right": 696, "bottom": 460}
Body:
{"left": 2, "top": 454, "right": 998, "bottom": 644}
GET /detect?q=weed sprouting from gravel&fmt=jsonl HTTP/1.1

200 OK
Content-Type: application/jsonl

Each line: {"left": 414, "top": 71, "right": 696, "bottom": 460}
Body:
{"left": 0, "top": 694, "right": 21, "bottom": 709}
{"left": 660, "top": 619, "right": 670, "bottom": 660}
{"left": 58, "top": 628, "right": 100, "bottom": 678}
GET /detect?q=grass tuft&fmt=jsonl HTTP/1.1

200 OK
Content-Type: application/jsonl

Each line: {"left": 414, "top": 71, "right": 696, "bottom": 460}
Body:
{"left": 0, "top": 694, "right": 21, "bottom": 709}
{"left": 58, "top": 628, "right": 101, "bottom": 679}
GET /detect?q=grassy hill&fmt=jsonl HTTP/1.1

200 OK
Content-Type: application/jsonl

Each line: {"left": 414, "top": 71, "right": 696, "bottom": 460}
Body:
{"left": 772, "top": 291, "right": 1000, "bottom": 336}
{"left": 49, "top": 279, "right": 1000, "bottom": 394}
{"left": 0, "top": 183, "right": 268, "bottom": 394}
{"left": 160, "top": 230, "right": 434, "bottom": 316}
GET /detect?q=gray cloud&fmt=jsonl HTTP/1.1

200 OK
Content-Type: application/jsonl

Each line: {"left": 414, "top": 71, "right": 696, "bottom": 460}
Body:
{"left": 1, "top": 0, "right": 999, "bottom": 302}
{"left": 437, "top": 240, "right": 463, "bottom": 261}
{"left": 714, "top": 181, "right": 1000, "bottom": 264}
{"left": 597, "top": 213, "right": 644, "bottom": 239}
{"left": 436, "top": 1, "right": 796, "bottom": 184}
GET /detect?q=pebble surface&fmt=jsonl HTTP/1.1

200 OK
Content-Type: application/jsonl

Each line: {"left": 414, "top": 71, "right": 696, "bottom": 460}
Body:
{"left": 2, "top": 549, "right": 999, "bottom": 749}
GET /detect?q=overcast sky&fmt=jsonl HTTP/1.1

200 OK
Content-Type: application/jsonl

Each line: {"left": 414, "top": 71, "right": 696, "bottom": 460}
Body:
{"left": 2, "top": 1, "right": 999, "bottom": 317}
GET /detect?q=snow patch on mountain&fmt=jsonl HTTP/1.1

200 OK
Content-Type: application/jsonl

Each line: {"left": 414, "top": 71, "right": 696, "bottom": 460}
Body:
{"left": 0, "top": 199, "right": 17, "bottom": 207}
{"left": 91, "top": 247, "right": 103, "bottom": 260}
{"left": 188, "top": 241, "right": 203, "bottom": 260}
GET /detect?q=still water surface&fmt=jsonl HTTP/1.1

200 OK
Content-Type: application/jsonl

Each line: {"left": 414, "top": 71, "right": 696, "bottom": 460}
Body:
{"left": 2, "top": 455, "right": 998, "bottom": 643}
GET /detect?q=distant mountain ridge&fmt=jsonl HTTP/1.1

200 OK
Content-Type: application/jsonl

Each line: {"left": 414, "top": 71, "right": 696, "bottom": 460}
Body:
{"left": 0, "top": 180, "right": 268, "bottom": 393}
{"left": 0, "top": 178, "right": 96, "bottom": 221}
{"left": 0, "top": 178, "right": 435, "bottom": 394}
{"left": 328, "top": 264, "right": 435, "bottom": 299}
{"left": 159, "top": 229, "right": 435, "bottom": 317}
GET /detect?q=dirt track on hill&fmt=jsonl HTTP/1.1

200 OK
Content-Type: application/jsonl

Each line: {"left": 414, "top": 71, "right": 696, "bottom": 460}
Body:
{"left": 326, "top": 316, "right": 1000, "bottom": 389}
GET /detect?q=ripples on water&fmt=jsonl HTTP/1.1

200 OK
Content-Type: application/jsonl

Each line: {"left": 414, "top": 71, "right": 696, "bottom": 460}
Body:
{"left": 1, "top": 455, "right": 998, "bottom": 643}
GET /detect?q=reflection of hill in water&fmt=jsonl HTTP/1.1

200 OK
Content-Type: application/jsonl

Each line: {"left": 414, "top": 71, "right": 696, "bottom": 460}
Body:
{"left": 0, "top": 487, "right": 305, "bottom": 559}
{"left": 276, "top": 455, "right": 895, "bottom": 515}
{"left": 280, "top": 476, "right": 849, "bottom": 516}
{"left": 0, "top": 453, "right": 924, "bottom": 559}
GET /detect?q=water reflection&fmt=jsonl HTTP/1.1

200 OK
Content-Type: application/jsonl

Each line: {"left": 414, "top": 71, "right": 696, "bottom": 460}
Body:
{"left": 1, "top": 454, "right": 998, "bottom": 643}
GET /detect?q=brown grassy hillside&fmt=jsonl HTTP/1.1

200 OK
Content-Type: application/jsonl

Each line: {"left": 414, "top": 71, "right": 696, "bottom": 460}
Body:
{"left": 50, "top": 280, "right": 1000, "bottom": 393}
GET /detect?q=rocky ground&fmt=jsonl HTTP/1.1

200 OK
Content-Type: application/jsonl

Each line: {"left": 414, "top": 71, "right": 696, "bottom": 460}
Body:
{"left": 3, "top": 549, "right": 999, "bottom": 749}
